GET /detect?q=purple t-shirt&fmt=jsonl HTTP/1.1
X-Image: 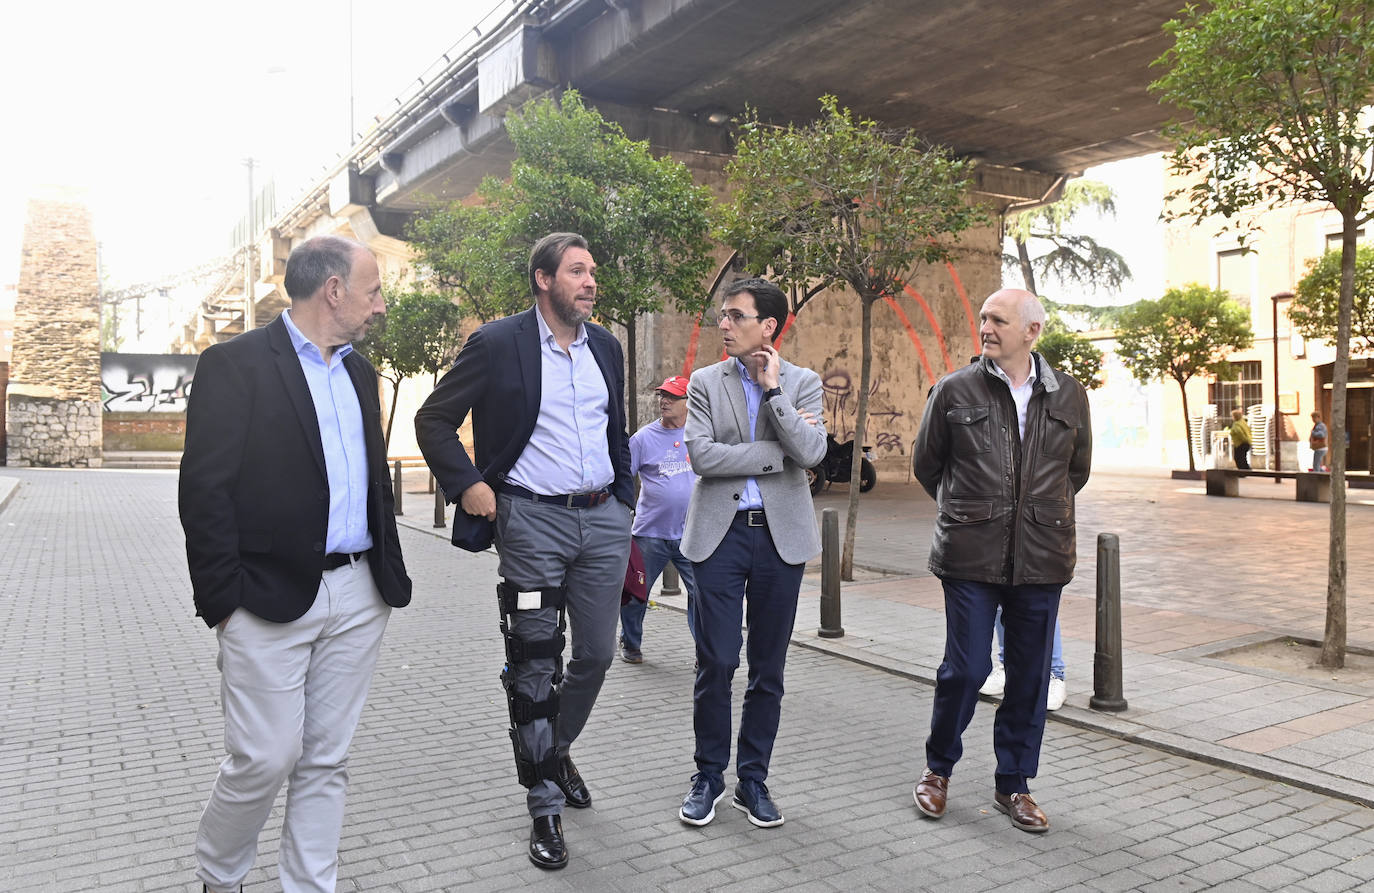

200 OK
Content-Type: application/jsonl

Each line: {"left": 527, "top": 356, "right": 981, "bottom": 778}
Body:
{"left": 630, "top": 420, "right": 695, "bottom": 539}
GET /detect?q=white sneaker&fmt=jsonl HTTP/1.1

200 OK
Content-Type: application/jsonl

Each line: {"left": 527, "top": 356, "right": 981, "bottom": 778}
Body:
{"left": 1046, "top": 676, "right": 1067, "bottom": 712}
{"left": 979, "top": 663, "right": 1005, "bottom": 697}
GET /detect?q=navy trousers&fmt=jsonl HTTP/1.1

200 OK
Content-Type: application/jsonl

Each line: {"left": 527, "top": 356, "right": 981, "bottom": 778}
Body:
{"left": 691, "top": 514, "right": 804, "bottom": 783}
{"left": 925, "top": 578, "right": 1062, "bottom": 795}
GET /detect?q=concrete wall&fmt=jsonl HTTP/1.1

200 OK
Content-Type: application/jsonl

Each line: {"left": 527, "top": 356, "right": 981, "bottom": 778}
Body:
{"left": 6, "top": 196, "right": 102, "bottom": 467}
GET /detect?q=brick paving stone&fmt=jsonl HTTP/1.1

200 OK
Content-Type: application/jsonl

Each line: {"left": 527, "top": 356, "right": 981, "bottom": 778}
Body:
{"left": 5, "top": 467, "right": 1374, "bottom": 892}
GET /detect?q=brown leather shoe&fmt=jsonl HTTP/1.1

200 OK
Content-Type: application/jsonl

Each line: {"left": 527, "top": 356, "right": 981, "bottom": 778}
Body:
{"left": 993, "top": 791, "right": 1049, "bottom": 832}
{"left": 913, "top": 768, "right": 948, "bottom": 818}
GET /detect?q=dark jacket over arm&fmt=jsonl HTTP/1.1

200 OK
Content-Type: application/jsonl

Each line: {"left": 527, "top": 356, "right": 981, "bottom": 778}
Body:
{"left": 178, "top": 317, "right": 412, "bottom": 628}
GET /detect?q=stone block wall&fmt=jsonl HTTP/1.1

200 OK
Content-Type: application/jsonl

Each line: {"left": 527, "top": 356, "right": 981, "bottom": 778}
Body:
{"left": 6, "top": 196, "right": 102, "bottom": 467}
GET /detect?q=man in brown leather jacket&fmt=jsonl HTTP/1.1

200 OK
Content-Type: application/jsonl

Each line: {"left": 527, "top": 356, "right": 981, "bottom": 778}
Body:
{"left": 910, "top": 288, "right": 1091, "bottom": 833}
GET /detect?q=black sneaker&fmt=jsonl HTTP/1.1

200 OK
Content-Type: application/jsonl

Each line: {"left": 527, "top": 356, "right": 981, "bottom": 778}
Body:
{"left": 678, "top": 772, "right": 726, "bottom": 826}
{"left": 733, "top": 778, "right": 784, "bottom": 827}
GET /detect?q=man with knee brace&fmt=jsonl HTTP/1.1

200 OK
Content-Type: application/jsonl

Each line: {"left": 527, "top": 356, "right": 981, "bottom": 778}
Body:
{"left": 416, "top": 232, "right": 633, "bottom": 869}
{"left": 910, "top": 288, "right": 1091, "bottom": 833}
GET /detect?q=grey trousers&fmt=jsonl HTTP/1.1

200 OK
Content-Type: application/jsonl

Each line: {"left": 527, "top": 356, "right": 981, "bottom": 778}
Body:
{"left": 495, "top": 493, "right": 632, "bottom": 817}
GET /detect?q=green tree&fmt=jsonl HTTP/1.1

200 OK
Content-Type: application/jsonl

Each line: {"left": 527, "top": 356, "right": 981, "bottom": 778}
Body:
{"left": 357, "top": 286, "right": 466, "bottom": 450}
{"left": 1003, "top": 179, "right": 1126, "bottom": 399}
{"left": 1292, "top": 245, "right": 1374, "bottom": 354}
{"left": 1004, "top": 179, "right": 1131, "bottom": 297}
{"left": 1295, "top": 244, "right": 1374, "bottom": 474}
{"left": 716, "top": 96, "right": 986, "bottom": 579}
{"left": 408, "top": 90, "right": 716, "bottom": 429}
{"left": 1114, "top": 284, "right": 1253, "bottom": 472}
{"left": 1151, "top": 0, "right": 1374, "bottom": 667}
{"left": 1037, "top": 325, "right": 1105, "bottom": 391}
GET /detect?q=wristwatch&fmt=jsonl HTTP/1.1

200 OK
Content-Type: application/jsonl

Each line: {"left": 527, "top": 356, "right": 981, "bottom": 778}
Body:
{"left": 764, "top": 387, "right": 784, "bottom": 401}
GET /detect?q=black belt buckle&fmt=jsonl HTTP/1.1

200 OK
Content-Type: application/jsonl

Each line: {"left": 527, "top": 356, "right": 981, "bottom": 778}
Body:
{"left": 744, "top": 510, "right": 766, "bottom": 527}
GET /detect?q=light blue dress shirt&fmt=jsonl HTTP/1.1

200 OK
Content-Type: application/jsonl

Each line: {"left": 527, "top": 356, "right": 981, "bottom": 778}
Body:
{"left": 735, "top": 358, "right": 765, "bottom": 510}
{"left": 506, "top": 306, "right": 614, "bottom": 495}
{"left": 989, "top": 356, "right": 1039, "bottom": 442}
{"left": 281, "top": 309, "right": 372, "bottom": 554}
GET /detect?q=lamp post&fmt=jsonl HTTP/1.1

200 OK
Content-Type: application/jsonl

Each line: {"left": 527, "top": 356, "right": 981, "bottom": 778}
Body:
{"left": 1271, "top": 291, "right": 1293, "bottom": 471}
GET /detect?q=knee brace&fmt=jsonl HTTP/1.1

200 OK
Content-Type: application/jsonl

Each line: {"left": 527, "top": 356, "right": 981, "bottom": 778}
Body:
{"left": 497, "top": 580, "right": 567, "bottom": 788}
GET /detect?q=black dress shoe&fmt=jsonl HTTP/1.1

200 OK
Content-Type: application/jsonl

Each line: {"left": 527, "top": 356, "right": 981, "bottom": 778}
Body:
{"left": 528, "top": 814, "right": 568, "bottom": 869}
{"left": 555, "top": 754, "right": 592, "bottom": 808}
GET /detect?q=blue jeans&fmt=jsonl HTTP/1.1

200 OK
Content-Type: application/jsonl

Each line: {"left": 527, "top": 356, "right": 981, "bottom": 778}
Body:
{"left": 994, "top": 607, "right": 1064, "bottom": 679}
{"left": 619, "top": 535, "right": 697, "bottom": 652}
{"left": 926, "top": 579, "right": 1062, "bottom": 795}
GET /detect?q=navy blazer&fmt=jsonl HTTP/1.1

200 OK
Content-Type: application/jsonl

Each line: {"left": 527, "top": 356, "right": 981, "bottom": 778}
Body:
{"left": 179, "top": 314, "right": 412, "bottom": 627}
{"left": 415, "top": 307, "right": 633, "bottom": 550}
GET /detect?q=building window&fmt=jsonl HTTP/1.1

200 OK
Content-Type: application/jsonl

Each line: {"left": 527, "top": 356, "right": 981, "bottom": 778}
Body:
{"left": 1324, "top": 228, "right": 1365, "bottom": 252}
{"left": 1216, "top": 247, "right": 1252, "bottom": 311}
{"left": 1209, "top": 360, "right": 1263, "bottom": 417}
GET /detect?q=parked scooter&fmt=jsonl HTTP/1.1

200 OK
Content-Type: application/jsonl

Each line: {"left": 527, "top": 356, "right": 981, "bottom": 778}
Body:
{"left": 807, "top": 434, "right": 877, "bottom": 495}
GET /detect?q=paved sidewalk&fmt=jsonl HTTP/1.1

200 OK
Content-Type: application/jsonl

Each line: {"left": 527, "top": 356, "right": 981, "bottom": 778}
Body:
{"left": 2, "top": 468, "right": 1373, "bottom": 892}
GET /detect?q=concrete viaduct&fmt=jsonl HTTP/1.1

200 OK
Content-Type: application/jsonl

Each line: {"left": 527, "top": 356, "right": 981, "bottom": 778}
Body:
{"left": 195, "top": 0, "right": 1184, "bottom": 464}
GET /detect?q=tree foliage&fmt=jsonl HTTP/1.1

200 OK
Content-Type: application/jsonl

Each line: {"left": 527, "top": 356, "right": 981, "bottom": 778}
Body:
{"left": 1292, "top": 244, "right": 1374, "bottom": 354}
{"left": 716, "top": 95, "right": 987, "bottom": 579}
{"left": 1150, "top": 0, "right": 1374, "bottom": 666}
{"left": 358, "top": 286, "right": 466, "bottom": 449}
{"left": 1003, "top": 179, "right": 1131, "bottom": 296}
{"left": 407, "top": 90, "right": 716, "bottom": 427}
{"left": 1037, "top": 325, "right": 1105, "bottom": 391}
{"left": 1114, "top": 284, "right": 1253, "bottom": 472}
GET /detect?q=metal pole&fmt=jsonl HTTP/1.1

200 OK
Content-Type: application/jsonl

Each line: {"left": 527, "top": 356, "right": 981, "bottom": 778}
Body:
{"left": 434, "top": 486, "right": 446, "bottom": 528}
{"left": 1090, "top": 532, "right": 1127, "bottom": 711}
{"left": 661, "top": 563, "right": 682, "bottom": 596}
{"left": 392, "top": 460, "right": 403, "bottom": 516}
{"left": 819, "top": 508, "right": 844, "bottom": 638}
{"left": 243, "top": 158, "right": 256, "bottom": 332}
{"left": 1271, "top": 291, "right": 1292, "bottom": 474}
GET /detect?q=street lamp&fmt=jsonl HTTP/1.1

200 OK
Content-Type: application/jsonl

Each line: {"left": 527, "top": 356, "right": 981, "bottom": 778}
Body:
{"left": 1271, "top": 291, "right": 1293, "bottom": 471}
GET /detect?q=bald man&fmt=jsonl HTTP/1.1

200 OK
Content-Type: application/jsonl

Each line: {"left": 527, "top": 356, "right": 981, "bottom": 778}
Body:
{"left": 909, "top": 288, "right": 1091, "bottom": 833}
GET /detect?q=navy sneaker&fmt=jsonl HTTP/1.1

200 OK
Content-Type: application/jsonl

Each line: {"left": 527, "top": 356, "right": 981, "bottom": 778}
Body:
{"left": 733, "top": 779, "right": 784, "bottom": 827}
{"left": 678, "top": 772, "right": 726, "bottom": 826}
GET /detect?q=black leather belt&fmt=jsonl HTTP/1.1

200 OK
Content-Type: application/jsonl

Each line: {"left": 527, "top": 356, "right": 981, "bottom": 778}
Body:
{"left": 738, "top": 509, "right": 767, "bottom": 527}
{"left": 499, "top": 482, "right": 612, "bottom": 508}
{"left": 324, "top": 551, "right": 366, "bottom": 570}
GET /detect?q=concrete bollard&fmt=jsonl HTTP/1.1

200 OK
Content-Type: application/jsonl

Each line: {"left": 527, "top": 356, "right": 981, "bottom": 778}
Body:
{"left": 1090, "top": 532, "right": 1128, "bottom": 712}
{"left": 819, "top": 508, "right": 844, "bottom": 638}
{"left": 393, "top": 460, "right": 404, "bottom": 516}
{"left": 434, "top": 486, "right": 446, "bottom": 529}
{"left": 661, "top": 563, "right": 681, "bottom": 596}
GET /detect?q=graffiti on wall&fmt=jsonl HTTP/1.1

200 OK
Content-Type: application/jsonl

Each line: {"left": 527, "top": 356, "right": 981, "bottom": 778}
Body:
{"left": 821, "top": 367, "right": 907, "bottom": 454}
{"left": 100, "top": 353, "right": 198, "bottom": 412}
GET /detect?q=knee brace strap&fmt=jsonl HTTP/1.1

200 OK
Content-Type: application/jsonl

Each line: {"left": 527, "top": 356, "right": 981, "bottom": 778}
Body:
{"left": 505, "top": 688, "right": 560, "bottom": 725}
{"left": 510, "top": 733, "right": 561, "bottom": 788}
{"left": 503, "top": 628, "right": 567, "bottom": 664}
{"left": 498, "top": 581, "right": 566, "bottom": 615}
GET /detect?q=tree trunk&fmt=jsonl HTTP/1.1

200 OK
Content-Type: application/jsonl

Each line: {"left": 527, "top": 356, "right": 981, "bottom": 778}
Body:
{"left": 383, "top": 378, "right": 403, "bottom": 454}
{"left": 1178, "top": 377, "right": 1196, "bottom": 472}
{"left": 625, "top": 316, "right": 639, "bottom": 432}
{"left": 841, "top": 294, "right": 875, "bottom": 581}
{"left": 1319, "top": 212, "right": 1355, "bottom": 669}
{"left": 1016, "top": 238, "right": 1037, "bottom": 295}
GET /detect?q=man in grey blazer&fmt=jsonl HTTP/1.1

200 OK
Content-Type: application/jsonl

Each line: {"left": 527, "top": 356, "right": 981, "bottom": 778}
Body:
{"left": 677, "top": 277, "right": 827, "bottom": 829}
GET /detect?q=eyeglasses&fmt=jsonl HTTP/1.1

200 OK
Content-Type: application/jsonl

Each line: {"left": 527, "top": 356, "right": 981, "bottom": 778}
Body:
{"left": 717, "top": 310, "right": 762, "bottom": 325}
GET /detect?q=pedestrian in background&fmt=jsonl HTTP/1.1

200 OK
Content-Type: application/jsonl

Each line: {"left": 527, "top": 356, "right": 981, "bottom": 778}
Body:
{"left": 1229, "top": 408, "right": 1252, "bottom": 470}
{"left": 620, "top": 375, "right": 700, "bottom": 664}
{"left": 911, "top": 288, "right": 1091, "bottom": 833}
{"left": 179, "top": 235, "right": 412, "bottom": 892}
{"left": 677, "top": 277, "right": 827, "bottom": 829}
{"left": 981, "top": 608, "right": 1067, "bottom": 711}
{"left": 1310, "top": 411, "right": 1328, "bottom": 472}
{"left": 415, "top": 232, "right": 632, "bottom": 870}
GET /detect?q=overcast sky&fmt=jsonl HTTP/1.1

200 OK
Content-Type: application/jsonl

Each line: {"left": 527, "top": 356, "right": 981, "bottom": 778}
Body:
{"left": 0, "top": 0, "right": 500, "bottom": 296}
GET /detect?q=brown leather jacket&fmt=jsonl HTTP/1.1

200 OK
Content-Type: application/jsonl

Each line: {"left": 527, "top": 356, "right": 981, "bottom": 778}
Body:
{"left": 912, "top": 354, "right": 1091, "bottom": 586}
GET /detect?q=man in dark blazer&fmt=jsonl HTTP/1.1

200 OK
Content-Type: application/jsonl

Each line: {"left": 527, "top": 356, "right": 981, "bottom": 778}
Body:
{"left": 179, "top": 235, "right": 411, "bottom": 893}
{"left": 416, "top": 232, "right": 632, "bottom": 870}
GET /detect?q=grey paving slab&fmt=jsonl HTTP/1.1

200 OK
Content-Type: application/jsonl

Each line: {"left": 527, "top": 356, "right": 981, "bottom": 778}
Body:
{"left": 3, "top": 468, "right": 1374, "bottom": 892}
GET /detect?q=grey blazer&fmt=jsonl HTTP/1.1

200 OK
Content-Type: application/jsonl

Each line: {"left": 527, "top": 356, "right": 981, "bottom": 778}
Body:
{"left": 680, "top": 357, "right": 828, "bottom": 565}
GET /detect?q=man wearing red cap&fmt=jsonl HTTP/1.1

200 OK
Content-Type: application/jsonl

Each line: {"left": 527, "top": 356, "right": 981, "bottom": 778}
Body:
{"left": 620, "top": 375, "right": 699, "bottom": 663}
